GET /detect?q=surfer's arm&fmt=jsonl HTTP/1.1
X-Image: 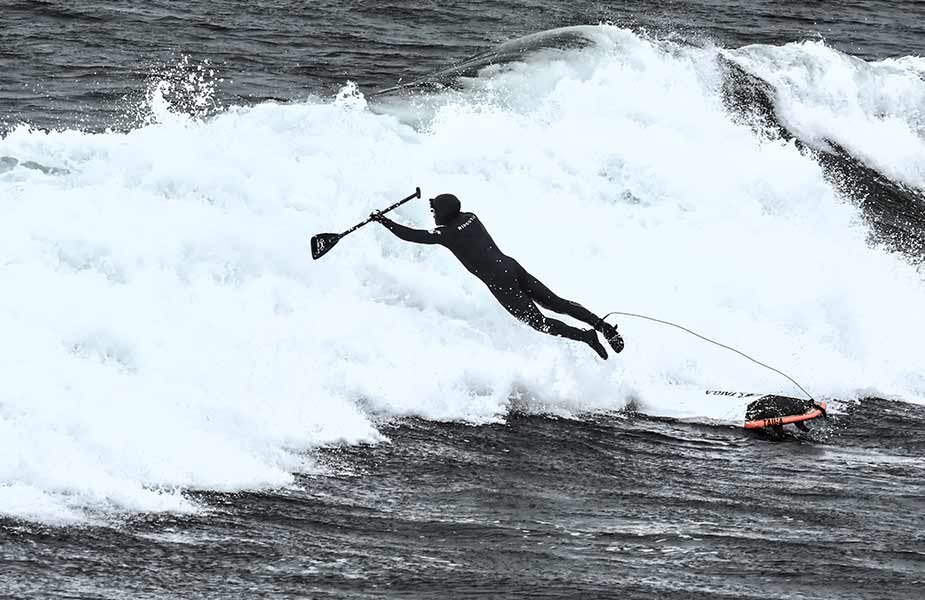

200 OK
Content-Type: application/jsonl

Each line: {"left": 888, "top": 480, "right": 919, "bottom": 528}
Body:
{"left": 374, "top": 214, "right": 442, "bottom": 245}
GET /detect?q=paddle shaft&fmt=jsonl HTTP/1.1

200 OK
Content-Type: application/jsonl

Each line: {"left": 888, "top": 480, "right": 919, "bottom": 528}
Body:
{"left": 310, "top": 187, "right": 422, "bottom": 259}
{"left": 340, "top": 187, "right": 421, "bottom": 236}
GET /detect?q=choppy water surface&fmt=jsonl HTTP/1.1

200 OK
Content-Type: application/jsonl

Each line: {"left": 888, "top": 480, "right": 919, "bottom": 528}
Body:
{"left": 2, "top": 2, "right": 924, "bottom": 598}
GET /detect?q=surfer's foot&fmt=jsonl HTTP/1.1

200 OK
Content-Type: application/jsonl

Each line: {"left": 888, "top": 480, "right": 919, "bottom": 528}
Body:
{"left": 584, "top": 329, "right": 608, "bottom": 360}
{"left": 598, "top": 321, "right": 624, "bottom": 354}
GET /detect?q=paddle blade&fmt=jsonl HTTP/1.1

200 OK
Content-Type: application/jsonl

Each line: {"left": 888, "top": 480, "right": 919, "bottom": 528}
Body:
{"left": 311, "top": 233, "right": 342, "bottom": 260}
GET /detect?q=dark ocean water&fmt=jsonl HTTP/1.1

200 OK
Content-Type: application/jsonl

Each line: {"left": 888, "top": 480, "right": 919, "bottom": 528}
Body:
{"left": 5, "top": 401, "right": 925, "bottom": 599}
{"left": 3, "top": 1, "right": 925, "bottom": 598}
{"left": 3, "top": 0, "right": 925, "bottom": 131}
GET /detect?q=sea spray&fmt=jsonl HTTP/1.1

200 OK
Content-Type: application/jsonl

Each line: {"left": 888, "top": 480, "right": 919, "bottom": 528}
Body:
{"left": 2, "top": 25, "right": 924, "bottom": 523}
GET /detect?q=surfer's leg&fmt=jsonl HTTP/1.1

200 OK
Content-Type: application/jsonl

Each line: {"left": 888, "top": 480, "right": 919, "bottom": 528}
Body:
{"left": 486, "top": 278, "right": 607, "bottom": 359}
{"left": 517, "top": 265, "right": 624, "bottom": 353}
{"left": 516, "top": 267, "right": 599, "bottom": 325}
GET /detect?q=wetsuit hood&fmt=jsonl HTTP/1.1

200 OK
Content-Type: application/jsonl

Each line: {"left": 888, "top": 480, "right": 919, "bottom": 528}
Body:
{"left": 430, "top": 193, "right": 461, "bottom": 226}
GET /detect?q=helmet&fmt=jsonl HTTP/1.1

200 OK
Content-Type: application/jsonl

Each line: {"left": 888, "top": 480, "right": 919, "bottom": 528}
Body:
{"left": 429, "top": 193, "right": 461, "bottom": 226}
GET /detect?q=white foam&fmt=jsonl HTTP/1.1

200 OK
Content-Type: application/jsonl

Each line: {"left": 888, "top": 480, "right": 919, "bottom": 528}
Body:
{"left": 2, "top": 25, "right": 925, "bottom": 524}
{"left": 728, "top": 40, "right": 925, "bottom": 190}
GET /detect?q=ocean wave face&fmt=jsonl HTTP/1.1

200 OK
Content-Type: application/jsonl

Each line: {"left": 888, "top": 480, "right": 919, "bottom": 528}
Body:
{"left": 728, "top": 41, "right": 925, "bottom": 190}
{"left": 2, "top": 24, "right": 925, "bottom": 524}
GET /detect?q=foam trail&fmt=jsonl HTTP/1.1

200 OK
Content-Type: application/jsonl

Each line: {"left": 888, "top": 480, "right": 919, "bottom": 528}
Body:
{"left": 2, "top": 25, "right": 925, "bottom": 524}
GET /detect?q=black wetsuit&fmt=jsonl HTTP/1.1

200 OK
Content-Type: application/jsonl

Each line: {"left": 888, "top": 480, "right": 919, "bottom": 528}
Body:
{"left": 378, "top": 211, "right": 602, "bottom": 345}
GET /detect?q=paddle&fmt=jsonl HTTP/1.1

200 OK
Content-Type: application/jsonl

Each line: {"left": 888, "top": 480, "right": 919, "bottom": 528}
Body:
{"left": 310, "top": 187, "right": 421, "bottom": 260}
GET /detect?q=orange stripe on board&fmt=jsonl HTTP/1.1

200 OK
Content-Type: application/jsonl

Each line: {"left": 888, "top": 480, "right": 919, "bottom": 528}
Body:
{"left": 743, "top": 402, "right": 827, "bottom": 430}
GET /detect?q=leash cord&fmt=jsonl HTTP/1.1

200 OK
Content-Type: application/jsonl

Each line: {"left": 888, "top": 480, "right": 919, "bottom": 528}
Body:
{"left": 601, "top": 310, "right": 815, "bottom": 402}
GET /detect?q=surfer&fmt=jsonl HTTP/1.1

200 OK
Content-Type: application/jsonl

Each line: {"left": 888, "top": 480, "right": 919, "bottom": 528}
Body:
{"left": 371, "top": 193, "right": 623, "bottom": 359}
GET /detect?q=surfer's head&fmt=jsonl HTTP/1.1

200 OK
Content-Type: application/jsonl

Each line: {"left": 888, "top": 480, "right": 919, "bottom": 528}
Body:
{"left": 430, "top": 193, "right": 461, "bottom": 226}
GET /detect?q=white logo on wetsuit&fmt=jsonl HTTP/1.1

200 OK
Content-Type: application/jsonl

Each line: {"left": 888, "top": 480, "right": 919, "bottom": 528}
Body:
{"left": 457, "top": 215, "right": 475, "bottom": 231}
